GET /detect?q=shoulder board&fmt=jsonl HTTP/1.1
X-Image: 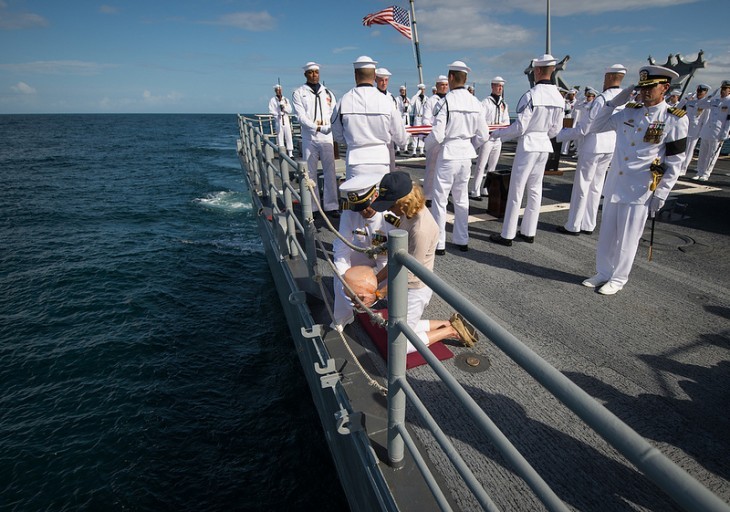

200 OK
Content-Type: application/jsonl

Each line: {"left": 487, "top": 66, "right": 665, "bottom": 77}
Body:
{"left": 626, "top": 102, "right": 643, "bottom": 109}
{"left": 384, "top": 212, "right": 401, "bottom": 228}
{"left": 668, "top": 107, "right": 686, "bottom": 118}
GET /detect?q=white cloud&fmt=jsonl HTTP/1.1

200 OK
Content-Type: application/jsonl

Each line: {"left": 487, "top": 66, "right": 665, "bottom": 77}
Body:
{"left": 333, "top": 46, "right": 358, "bottom": 55}
{"left": 99, "top": 5, "right": 119, "bottom": 15}
{"left": 0, "top": 60, "right": 113, "bottom": 75}
{"left": 142, "top": 90, "right": 183, "bottom": 104}
{"left": 204, "top": 12, "right": 276, "bottom": 31}
{"left": 0, "top": 1, "right": 48, "bottom": 29}
{"left": 11, "top": 81, "right": 36, "bottom": 94}
{"left": 488, "top": 0, "right": 699, "bottom": 16}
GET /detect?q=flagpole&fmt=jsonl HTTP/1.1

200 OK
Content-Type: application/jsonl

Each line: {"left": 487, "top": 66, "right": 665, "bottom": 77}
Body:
{"left": 409, "top": 0, "right": 424, "bottom": 86}
{"left": 546, "top": 0, "right": 551, "bottom": 54}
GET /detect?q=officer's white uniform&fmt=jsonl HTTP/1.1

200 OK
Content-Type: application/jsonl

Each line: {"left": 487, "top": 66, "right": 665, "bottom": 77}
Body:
{"left": 409, "top": 85, "right": 428, "bottom": 155}
{"left": 470, "top": 77, "right": 509, "bottom": 198}
{"left": 331, "top": 59, "right": 407, "bottom": 180}
{"left": 678, "top": 85, "right": 711, "bottom": 175}
{"left": 694, "top": 83, "right": 730, "bottom": 180}
{"left": 588, "top": 66, "right": 689, "bottom": 293}
{"left": 331, "top": 174, "right": 398, "bottom": 330}
{"left": 491, "top": 56, "right": 564, "bottom": 241}
{"left": 426, "top": 62, "right": 489, "bottom": 251}
{"left": 422, "top": 77, "right": 448, "bottom": 201}
{"left": 292, "top": 62, "right": 339, "bottom": 212}
{"left": 556, "top": 66, "right": 626, "bottom": 233}
{"left": 268, "top": 86, "right": 293, "bottom": 156}
{"left": 395, "top": 86, "right": 411, "bottom": 153}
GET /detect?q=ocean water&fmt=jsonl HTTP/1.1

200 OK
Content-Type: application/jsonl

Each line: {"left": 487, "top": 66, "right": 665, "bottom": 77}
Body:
{"left": 0, "top": 114, "right": 347, "bottom": 511}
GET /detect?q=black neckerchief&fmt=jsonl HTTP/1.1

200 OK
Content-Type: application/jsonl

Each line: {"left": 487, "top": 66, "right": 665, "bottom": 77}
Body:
{"left": 436, "top": 93, "right": 446, "bottom": 98}
{"left": 306, "top": 82, "right": 321, "bottom": 94}
{"left": 536, "top": 80, "right": 552, "bottom": 85}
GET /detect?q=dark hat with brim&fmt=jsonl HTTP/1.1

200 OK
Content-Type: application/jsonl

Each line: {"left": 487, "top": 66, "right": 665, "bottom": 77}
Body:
{"left": 371, "top": 172, "right": 413, "bottom": 212}
{"left": 637, "top": 65, "right": 679, "bottom": 88}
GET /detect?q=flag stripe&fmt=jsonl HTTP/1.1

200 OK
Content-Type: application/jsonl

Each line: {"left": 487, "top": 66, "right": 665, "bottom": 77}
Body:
{"left": 362, "top": 6, "right": 412, "bottom": 40}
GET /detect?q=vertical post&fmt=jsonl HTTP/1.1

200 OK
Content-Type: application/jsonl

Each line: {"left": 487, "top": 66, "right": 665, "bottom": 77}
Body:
{"left": 280, "top": 154, "right": 299, "bottom": 257}
{"left": 408, "top": 0, "right": 424, "bottom": 86}
{"left": 387, "top": 229, "right": 409, "bottom": 468}
{"left": 264, "top": 143, "right": 276, "bottom": 206}
{"left": 299, "top": 161, "right": 317, "bottom": 278}
{"left": 546, "top": 0, "right": 551, "bottom": 55}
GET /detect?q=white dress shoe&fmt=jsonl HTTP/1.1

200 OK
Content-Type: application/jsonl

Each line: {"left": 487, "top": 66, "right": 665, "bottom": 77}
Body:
{"left": 598, "top": 282, "right": 623, "bottom": 295}
{"left": 698, "top": 176, "right": 709, "bottom": 181}
{"left": 582, "top": 275, "right": 606, "bottom": 288}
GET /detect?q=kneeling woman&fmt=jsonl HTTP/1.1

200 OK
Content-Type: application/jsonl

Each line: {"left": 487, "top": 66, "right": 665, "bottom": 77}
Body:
{"left": 370, "top": 171, "right": 478, "bottom": 351}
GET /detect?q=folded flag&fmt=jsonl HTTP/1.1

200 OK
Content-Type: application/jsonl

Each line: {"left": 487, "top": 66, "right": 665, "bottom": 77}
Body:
{"left": 363, "top": 5, "right": 412, "bottom": 40}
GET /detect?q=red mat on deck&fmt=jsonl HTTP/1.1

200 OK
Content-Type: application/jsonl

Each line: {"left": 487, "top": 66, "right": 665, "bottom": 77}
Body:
{"left": 356, "top": 310, "right": 454, "bottom": 369}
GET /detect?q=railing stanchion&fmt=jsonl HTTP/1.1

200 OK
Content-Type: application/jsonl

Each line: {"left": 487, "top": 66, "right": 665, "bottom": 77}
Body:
{"left": 299, "top": 162, "right": 317, "bottom": 279}
{"left": 280, "top": 153, "right": 298, "bottom": 257}
{"left": 387, "top": 229, "right": 409, "bottom": 468}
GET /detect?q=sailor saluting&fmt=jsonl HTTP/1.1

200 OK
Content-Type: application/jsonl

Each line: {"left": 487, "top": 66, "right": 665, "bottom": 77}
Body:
{"left": 582, "top": 65, "right": 689, "bottom": 295}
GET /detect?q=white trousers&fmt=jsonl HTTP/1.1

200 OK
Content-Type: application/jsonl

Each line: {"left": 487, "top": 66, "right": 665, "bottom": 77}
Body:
{"left": 564, "top": 151, "right": 612, "bottom": 232}
{"left": 406, "top": 286, "right": 433, "bottom": 353}
{"left": 276, "top": 122, "right": 293, "bottom": 152}
{"left": 696, "top": 137, "right": 723, "bottom": 179}
{"left": 501, "top": 150, "right": 549, "bottom": 239}
{"left": 303, "top": 140, "right": 339, "bottom": 212}
{"left": 680, "top": 135, "right": 700, "bottom": 175}
{"left": 431, "top": 157, "right": 471, "bottom": 249}
{"left": 470, "top": 139, "right": 502, "bottom": 196}
{"left": 595, "top": 201, "right": 649, "bottom": 287}
{"left": 423, "top": 145, "right": 442, "bottom": 200}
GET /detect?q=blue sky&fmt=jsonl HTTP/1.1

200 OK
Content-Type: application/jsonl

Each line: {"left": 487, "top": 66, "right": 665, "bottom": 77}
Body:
{"left": 0, "top": 0, "right": 727, "bottom": 114}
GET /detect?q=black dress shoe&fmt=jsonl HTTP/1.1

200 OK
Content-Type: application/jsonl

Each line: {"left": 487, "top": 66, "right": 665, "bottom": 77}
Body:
{"left": 435, "top": 248, "right": 446, "bottom": 256}
{"left": 517, "top": 233, "right": 534, "bottom": 243}
{"left": 580, "top": 230, "right": 593, "bottom": 235}
{"left": 456, "top": 244, "right": 468, "bottom": 252}
{"left": 469, "top": 195, "right": 482, "bottom": 202}
{"left": 556, "top": 225, "right": 580, "bottom": 236}
{"left": 325, "top": 210, "right": 341, "bottom": 219}
{"left": 489, "top": 234, "right": 513, "bottom": 246}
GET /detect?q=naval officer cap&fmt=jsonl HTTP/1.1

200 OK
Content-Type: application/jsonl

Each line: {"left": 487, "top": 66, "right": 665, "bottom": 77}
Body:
{"left": 491, "top": 76, "right": 505, "bottom": 84}
{"left": 532, "top": 54, "right": 557, "bottom": 67}
{"left": 605, "top": 64, "right": 627, "bottom": 75}
{"left": 722, "top": 80, "right": 730, "bottom": 88}
{"left": 303, "top": 61, "right": 320, "bottom": 71}
{"left": 585, "top": 87, "right": 598, "bottom": 96}
{"left": 697, "top": 83, "right": 710, "bottom": 91}
{"left": 436, "top": 75, "right": 449, "bottom": 84}
{"left": 353, "top": 55, "right": 377, "bottom": 69}
{"left": 371, "top": 171, "right": 413, "bottom": 212}
{"left": 375, "top": 67, "right": 391, "bottom": 77}
{"left": 448, "top": 60, "right": 471, "bottom": 73}
{"left": 637, "top": 65, "right": 679, "bottom": 87}
{"left": 339, "top": 174, "right": 382, "bottom": 212}
{"left": 669, "top": 89, "right": 682, "bottom": 96}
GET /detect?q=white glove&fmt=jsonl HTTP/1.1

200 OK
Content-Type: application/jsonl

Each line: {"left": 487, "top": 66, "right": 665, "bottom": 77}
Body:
{"left": 319, "top": 125, "right": 332, "bottom": 135}
{"left": 649, "top": 196, "right": 665, "bottom": 218}
{"left": 611, "top": 85, "right": 635, "bottom": 107}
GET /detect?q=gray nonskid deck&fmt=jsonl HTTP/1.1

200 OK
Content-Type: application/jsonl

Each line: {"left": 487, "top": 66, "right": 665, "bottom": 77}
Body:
{"left": 312, "top": 148, "right": 729, "bottom": 511}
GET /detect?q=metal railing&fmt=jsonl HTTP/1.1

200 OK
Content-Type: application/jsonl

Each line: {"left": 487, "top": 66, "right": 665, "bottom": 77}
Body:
{"left": 236, "top": 114, "right": 730, "bottom": 512}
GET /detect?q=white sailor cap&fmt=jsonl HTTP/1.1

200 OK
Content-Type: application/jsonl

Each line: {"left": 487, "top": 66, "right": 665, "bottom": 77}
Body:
{"left": 637, "top": 65, "right": 679, "bottom": 87}
{"left": 436, "top": 75, "right": 448, "bottom": 84}
{"left": 448, "top": 60, "right": 471, "bottom": 73}
{"left": 303, "top": 61, "right": 320, "bottom": 71}
{"left": 353, "top": 55, "right": 377, "bottom": 69}
{"left": 491, "top": 76, "right": 505, "bottom": 84}
{"left": 567, "top": 89, "right": 577, "bottom": 95}
{"left": 339, "top": 173, "right": 382, "bottom": 211}
{"left": 273, "top": 84, "right": 282, "bottom": 90}
{"left": 532, "top": 54, "right": 557, "bottom": 67}
{"left": 417, "top": 83, "right": 426, "bottom": 89}
{"left": 605, "top": 64, "right": 627, "bottom": 75}
{"left": 669, "top": 89, "right": 682, "bottom": 96}
{"left": 399, "top": 85, "right": 407, "bottom": 90}
{"left": 375, "top": 67, "right": 391, "bottom": 77}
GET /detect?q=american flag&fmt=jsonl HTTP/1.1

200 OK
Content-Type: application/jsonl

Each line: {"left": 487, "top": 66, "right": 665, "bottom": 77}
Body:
{"left": 362, "top": 6, "right": 412, "bottom": 40}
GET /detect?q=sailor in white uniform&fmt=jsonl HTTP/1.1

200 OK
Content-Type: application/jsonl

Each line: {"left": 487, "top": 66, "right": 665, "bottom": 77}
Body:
{"left": 292, "top": 61, "right": 339, "bottom": 215}
{"left": 583, "top": 65, "right": 689, "bottom": 295}
{"left": 395, "top": 85, "right": 411, "bottom": 155}
{"left": 331, "top": 173, "right": 399, "bottom": 331}
{"left": 331, "top": 57, "right": 407, "bottom": 181}
{"left": 409, "top": 84, "right": 428, "bottom": 156}
{"left": 489, "top": 54, "right": 565, "bottom": 246}
{"left": 470, "top": 76, "right": 509, "bottom": 200}
{"left": 425, "top": 61, "right": 489, "bottom": 254}
{"left": 375, "top": 67, "right": 400, "bottom": 172}
{"left": 422, "top": 75, "right": 449, "bottom": 203}
{"left": 678, "top": 83, "right": 710, "bottom": 175}
{"left": 692, "top": 80, "right": 730, "bottom": 181}
{"left": 268, "top": 85, "right": 293, "bottom": 157}
{"left": 556, "top": 64, "right": 627, "bottom": 235}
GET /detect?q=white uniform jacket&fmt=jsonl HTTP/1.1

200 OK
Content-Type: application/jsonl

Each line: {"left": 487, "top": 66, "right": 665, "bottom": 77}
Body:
{"left": 395, "top": 94, "right": 411, "bottom": 126}
{"left": 410, "top": 92, "right": 429, "bottom": 125}
{"left": 483, "top": 95, "right": 510, "bottom": 127}
{"left": 558, "top": 88, "right": 623, "bottom": 154}
{"left": 332, "top": 210, "right": 396, "bottom": 275}
{"left": 268, "top": 95, "right": 292, "bottom": 133}
{"left": 292, "top": 83, "right": 337, "bottom": 143}
{"left": 681, "top": 97, "right": 711, "bottom": 139}
{"left": 331, "top": 85, "right": 408, "bottom": 166}
{"left": 492, "top": 83, "right": 564, "bottom": 153}
{"left": 425, "top": 88, "right": 489, "bottom": 160}
{"left": 590, "top": 100, "right": 689, "bottom": 203}
{"left": 698, "top": 95, "right": 730, "bottom": 141}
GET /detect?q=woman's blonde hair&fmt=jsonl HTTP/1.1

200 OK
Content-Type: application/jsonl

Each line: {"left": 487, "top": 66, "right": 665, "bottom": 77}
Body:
{"left": 393, "top": 182, "right": 426, "bottom": 219}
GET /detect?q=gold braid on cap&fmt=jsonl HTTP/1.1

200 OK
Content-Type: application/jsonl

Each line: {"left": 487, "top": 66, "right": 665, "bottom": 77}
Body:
{"left": 346, "top": 186, "right": 377, "bottom": 206}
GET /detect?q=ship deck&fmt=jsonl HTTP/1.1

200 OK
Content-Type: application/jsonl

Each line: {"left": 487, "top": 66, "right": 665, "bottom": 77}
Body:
{"left": 308, "top": 145, "right": 730, "bottom": 511}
